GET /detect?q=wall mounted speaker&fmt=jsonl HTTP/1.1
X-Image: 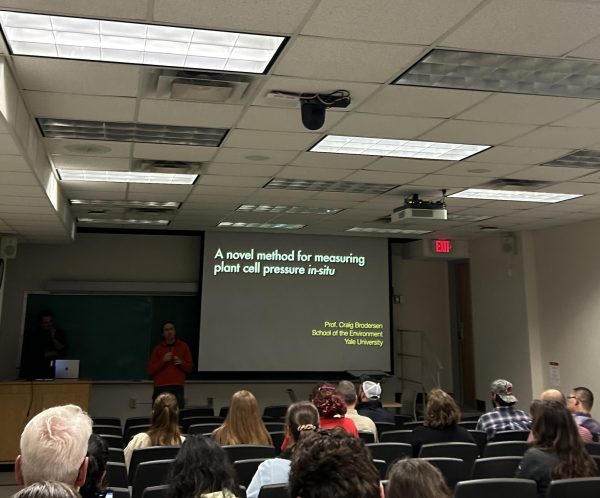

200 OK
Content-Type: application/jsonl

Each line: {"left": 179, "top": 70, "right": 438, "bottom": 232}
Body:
{"left": 0, "top": 237, "right": 17, "bottom": 259}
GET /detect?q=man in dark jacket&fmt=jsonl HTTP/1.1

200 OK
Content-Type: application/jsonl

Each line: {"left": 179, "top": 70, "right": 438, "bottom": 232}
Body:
{"left": 356, "top": 379, "right": 394, "bottom": 424}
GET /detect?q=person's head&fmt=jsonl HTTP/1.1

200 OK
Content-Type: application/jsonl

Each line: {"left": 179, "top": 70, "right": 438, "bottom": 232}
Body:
{"left": 532, "top": 400, "right": 597, "bottom": 478}
{"left": 285, "top": 401, "right": 320, "bottom": 446}
{"left": 167, "top": 435, "right": 239, "bottom": 498}
{"left": 386, "top": 459, "right": 451, "bottom": 498}
{"left": 359, "top": 380, "right": 382, "bottom": 403}
{"left": 13, "top": 481, "right": 81, "bottom": 498}
{"left": 162, "top": 321, "right": 176, "bottom": 344}
{"left": 423, "top": 389, "right": 461, "bottom": 429}
{"left": 568, "top": 387, "right": 594, "bottom": 414}
{"left": 213, "top": 390, "right": 272, "bottom": 446}
{"left": 336, "top": 381, "right": 358, "bottom": 409}
{"left": 289, "top": 428, "right": 380, "bottom": 498}
{"left": 16, "top": 405, "right": 92, "bottom": 488}
{"left": 148, "top": 393, "right": 182, "bottom": 446}
{"left": 311, "top": 385, "right": 346, "bottom": 419}
{"left": 39, "top": 312, "right": 55, "bottom": 331}
{"left": 540, "top": 389, "right": 566, "bottom": 405}
{"left": 79, "top": 434, "right": 108, "bottom": 498}
{"left": 490, "top": 379, "right": 517, "bottom": 407}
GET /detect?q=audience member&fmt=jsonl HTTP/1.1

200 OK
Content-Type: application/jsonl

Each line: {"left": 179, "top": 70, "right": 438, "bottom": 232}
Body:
{"left": 16, "top": 405, "right": 92, "bottom": 488}
{"left": 386, "top": 458, "right": 451, "bottom": 498}
{"left": 288, "top": 428, "right": 380, "bottom": 498}
{"left": 567, "top": 386, "right": 600, "bottom": 441}
{"left": 476, "top": 379, "right": 531, "bottom": 439}
{"left": 124, "top": 392, "right": 185, "bottom": 469}
{"left": 167, "top": 435, "right": 240, "bottom": 498}
{"left": 356, "top": 378, "right": 394, "bottom": 424}
{"left": 212, "top": 390, "right": 272, "bottom": 446}
{"left": 409, "top": 389, "right": 475, "bottom": 456}
{"left": 79, "top": 434, "right": 108, "bottom": 498}
{"left": 311, "top": 385, "right": 358, "bottom": 437}
{"left": 516, "top": 400, "right": 597, "bottom": 498}
{"left": 246, "top": 402, "right": 319, "bottom": 498}
{"left": 336, "top": 381, "right": 377, "bottom": 441}
{"left": 12, "top": 482, "right": 80, "bottom": 498}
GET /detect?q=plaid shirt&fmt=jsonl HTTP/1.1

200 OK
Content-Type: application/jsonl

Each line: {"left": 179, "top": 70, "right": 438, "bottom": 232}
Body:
{"left": 476, "top": 406, "right": 531, "bottom": 440}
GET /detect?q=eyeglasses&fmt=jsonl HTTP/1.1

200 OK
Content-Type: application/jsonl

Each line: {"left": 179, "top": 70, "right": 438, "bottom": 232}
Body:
{"left": 567, "top": 396, "right": 580, "bottom": 402}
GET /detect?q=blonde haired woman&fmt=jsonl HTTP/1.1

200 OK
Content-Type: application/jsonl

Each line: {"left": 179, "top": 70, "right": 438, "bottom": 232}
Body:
{"left": 213, "top": 390, "right": 272, "bottom": 446}
{"left": 124, "top": 392, "right": 185, "bottom": 468}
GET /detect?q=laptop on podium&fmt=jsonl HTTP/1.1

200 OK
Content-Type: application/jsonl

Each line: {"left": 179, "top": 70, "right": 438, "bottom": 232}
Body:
{"left": 54, "top": 359, "right": 80, "bottom": 379}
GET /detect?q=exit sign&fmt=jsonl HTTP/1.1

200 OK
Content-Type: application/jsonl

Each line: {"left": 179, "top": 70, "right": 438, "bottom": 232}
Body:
{"left": 434, "top": 239, "right": 452, "bottom": 253}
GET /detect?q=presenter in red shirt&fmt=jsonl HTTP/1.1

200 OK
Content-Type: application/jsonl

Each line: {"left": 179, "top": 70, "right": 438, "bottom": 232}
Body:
{"left": 147, "top": 321, "right": 193, "bottom": 408}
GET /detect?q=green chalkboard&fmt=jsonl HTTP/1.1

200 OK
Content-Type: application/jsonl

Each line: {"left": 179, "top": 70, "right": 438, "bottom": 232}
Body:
{"left": 22, "top": 294, "right": 199, "bottom": 380}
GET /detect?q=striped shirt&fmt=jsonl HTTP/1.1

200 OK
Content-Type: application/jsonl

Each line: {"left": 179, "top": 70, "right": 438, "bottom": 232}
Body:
{"left": 476, "top": 406, "right": 531, "bottom": 440}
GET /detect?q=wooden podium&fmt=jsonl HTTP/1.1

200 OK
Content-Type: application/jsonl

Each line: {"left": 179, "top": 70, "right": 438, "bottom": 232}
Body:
{"left": 0, "top": 380, "right": 91, "bottom": 464}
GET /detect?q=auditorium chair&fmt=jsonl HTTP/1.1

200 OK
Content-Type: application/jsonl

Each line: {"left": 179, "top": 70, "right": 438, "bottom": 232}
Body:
{"left": 468, "top": 430, "right": 487, "bottom": 456}
{"left": 482, "top": 441, "right": 528, "bottom": 458}
{"left": 93, "top": 425, "right": 123, "bottom": 437}
{"left": 107, "top": 447, "right": 126, "bottom": 465}
{"left": 365, "top": 442, "right": 412, "bottom": 465}
{"left": 471, "top": 456, "right": 522, "bottom": 479}
{"left": 92, "top": 417, "right": 122, "bottom": 429}
{"left": 125, "top": 425, "right": 151, "bottom": 443}
{"left": 422, "top": 457, "right": 468, "bottom": 489}
{"left": 234, "top": 458, "right": 268, "bottom": 488}
{"left": 110, "top": 488, "right": 130, "bottom": 498}
{"left": 419, "top": 442, "right": 479, "bottom": 474}
{"left": 124, "top": 417, "right": 151, "bottom": 435}
{"left": 100, "top": 435, "right": 124, "bottom": 449}
{"left": 141, "top": 485, "right": 168, "bottom": 498}
{"left": 181, "top": 416, "right": 223, "bottom": 431}
{"left": 454, "top": 478, "right": 537, "bottom": 498}
{"left": 375, "top": 421, "right": 396, "bottom": 438}
{"left": 132, "top": 460, "right": 174, "bottom": 498}
{"left": 490, "top": 430, "right": 529, "bottom": 442}
{"left": 380, "top": 430, "right": 412, "bottom": 444}
{"left": 458, "top": 421, "right": 478, "bottom": 430}
{"left": 106, "top": 462, "right": 128, "bottom": 488}
{"left": 358, "top": 431, "right": 376, "bottom": 444}
{"left": 263, "top": 422, "right": 285, "bottom": 432}
{"left": 546, "top": 477, "right": 600, "bottom": 498}
{"left": 372, "top": 459, "right": 387, "bottom": 479}
{"left": 262, "top": 405, "right": 288, "bottom": 421}
{"left": 223, "top": 445, "right": 276, "bottom": 463}
{"left": 129, "top": 446, "right": 180, "bottom": 485}
{"left": 179, "top": 406, "right": 214, "bottom": 418}
{"left": 269, "top": 431, "right": 285, "bottom": 452}
{"left": 585, "top": 442, "right": 600, "bottom": 456}
{"left": 257, "top": 484, "right": 289, "bottom": 498}
{"left": 188, "top": 422, "right": 221, "bottom": 435}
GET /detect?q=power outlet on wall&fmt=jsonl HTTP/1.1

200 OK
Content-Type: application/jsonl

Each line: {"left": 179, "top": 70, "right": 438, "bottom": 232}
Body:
{"left": 129, "top": 397, "right": 137, "bottom": 409}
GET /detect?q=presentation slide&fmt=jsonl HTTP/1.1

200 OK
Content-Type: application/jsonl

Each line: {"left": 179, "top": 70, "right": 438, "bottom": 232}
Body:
{"left": 198, "top": 232, "right": 392, "bottom": 373}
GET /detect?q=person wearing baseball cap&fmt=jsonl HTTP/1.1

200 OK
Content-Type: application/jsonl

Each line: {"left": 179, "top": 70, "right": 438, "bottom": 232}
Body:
{"left": 475, "top": 379, "right": 531, "bottom": 440}
{"left": 356, "top": 377, "right": 394, "bottom": 424}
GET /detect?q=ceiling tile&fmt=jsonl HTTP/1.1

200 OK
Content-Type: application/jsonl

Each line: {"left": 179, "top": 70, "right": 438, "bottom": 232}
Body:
{"left": 331, "top": 114, "right": 443, "bottom": 139}
{"left": 419, "top": 120, "right": 536, "bottom": 145}
{"left": 245, "top": 189, "right": 316, "bottom": 202}
{"left": 190, "top": 185, "right": 256, "bottom": 197}
{"left": 277, "top": 166, "right": 355, "bottom": 181}
{"left": 0, "top": 154, "right": 28, "bottom": 172}
{"left": 0, "top": 0, "right": 149, "bottom": 19}
{"left": 204, "top": 163, "right": 283, "bottom": 177}
{"left": 197, "top": 175, "right": 268, "bottom": 187}
{"left": 365, "top": 157, "right": 451, "bottom": 174}
{"left": 291, "top": 151, "right": 376, "bottom": 169}
{"left": 507, "top": 126, "right": 600, "bottom": 148}
{"left": 153, "top": 0, "right": 315, "bottom": 34}
{"left": 302, "top": 0, "right": 483, "bottom": 45}
{"left": 138, "top": 100, "right": 243, "bottom": 128}
{"left": 509, "top": 165, "right": 592, "bottom": 181}
{"left": 412, "top": 174, "right": 490, "bottom": 188}
{"left": 538, "top": 181, "right": 600, "bottom": 195}
{"left": 60, "top": 181, "right": 127, "bottom": 194}
{"left": 0, "top": 172, "right": 38, "bottom": 185}
{"left": 51, "top": 155, "right": 131, "bottom": 171}
{"left": 440, "top": 0, "right": 600, "bottom": 56}
{"left": 343, "top": 170, "right": 423, "bottom": 184}
{"left": 44, "top": 139, "right": 132, "bottom": 158}
{"left": 237, "top": 106, "right": 344, "bottom": 133}
{"left": 457, "top": 94, "right": 593, "bottom": 125}
{"left": 223, "top": 130, "right": 320, "bottom": 150}
{"left": 437, "top": 161, "right": 530, "bottom": 177}
{"left": 466, "top": 146, "right": 571, "bottom": 165}
{"left": 0, "top": 134, "right": 22, "bottom": 155}
{"left": 133, "top": 143, "right": 218, "bottom": 162}
{"left": 357, "top": 86, "right": 490, "bottom": 117}
{"left": 273, "top": 37, "right": 425, "bottom": 83}
{"left": 61, "top": 189, "right": 127, "bottom": 201}
{"left": 552, "top": 102, "right": 600, "bottom": 128}
{"left": 214, "top": 148, "right": 298, "bottom": 164}
{"left": 24, "top": 92, "right": 137, "bottom": 122}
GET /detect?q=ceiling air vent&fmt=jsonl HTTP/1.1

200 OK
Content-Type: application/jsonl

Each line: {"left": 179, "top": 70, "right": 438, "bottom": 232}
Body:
{"left": 483, "top": 178, "right": 553, "bottom": 190}
{"left": 126, "top": 207, "right": 177, "bottom": 215}
{"left": 134, "top": 160, "right": 203, "bottom": 175}
{"left": 152, "top": 70, "right": 253, "bottom": 103}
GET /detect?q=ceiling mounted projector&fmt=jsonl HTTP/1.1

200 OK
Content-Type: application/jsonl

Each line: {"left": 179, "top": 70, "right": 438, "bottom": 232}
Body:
{"left": 391, "top": 193, "right": 448, "bottom": 222}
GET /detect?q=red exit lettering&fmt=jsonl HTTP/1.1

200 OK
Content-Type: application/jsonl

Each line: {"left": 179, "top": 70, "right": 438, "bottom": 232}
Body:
{"left": 435, "top": 240, "right": 452, "bottom": 253}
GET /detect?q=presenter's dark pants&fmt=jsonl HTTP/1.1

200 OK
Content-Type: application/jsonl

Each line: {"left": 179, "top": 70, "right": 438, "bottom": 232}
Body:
{"left": 152, "top": 385, "right": 185, "bottom": 409}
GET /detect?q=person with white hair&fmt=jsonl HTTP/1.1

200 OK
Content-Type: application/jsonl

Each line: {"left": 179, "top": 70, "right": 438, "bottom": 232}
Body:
{"left": 15, "top": 404, "right": 93, "bottom": 489}
{"left": 12, "top": 481, "right": 80, "bottom": 498}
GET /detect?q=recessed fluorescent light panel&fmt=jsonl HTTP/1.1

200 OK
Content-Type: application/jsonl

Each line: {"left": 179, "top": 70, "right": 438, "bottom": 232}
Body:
{"left": 265, "top": 178, "right": 397, "bottom": 194}
{"left": 38, "top": 118, "right": 227, "bottom": 146}
{"left": 447, "top": 213, "right": 492, "bottom": 222}
{"left": 77, "top": 218, "right": 170, "bottom": 226}
{"left": 0, "top": 11, "right": 285, "bottom": 73}
{"left": 310, "top": 135, "right": 489, "bottom": 161}
{"left": 218, "top": 222, "right": 305, "bottom": 229}
{"left": 395, "top": 49, "right": 600, "bottom": 99}
{"left": 449, "top": 189, "right": 582, "bottom": 203}
{"left": 236, "top": 204, "right": 342, "bottom": 215}
{"left": 543, "top": 150, "right": 600, "bottom": 169}
{"left": 58, "top": 169, "right": 197, "bottom": 184}
{"left": 347, "top": 227, "right": 432, "bottom": 234}
{"left": 70, "top": 200, "right": 181, "bottom": 208}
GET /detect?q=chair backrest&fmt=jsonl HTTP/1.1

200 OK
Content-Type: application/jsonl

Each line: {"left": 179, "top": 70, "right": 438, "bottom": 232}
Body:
{"left": 418, "top": 442, "right": 479, "bottom": 471}
{"left": 585, "top": 442, "right": 600, "bottom": 456}
{"left": 132, "top": 459, "right": 175, "bottom": 498}
{"left": 394, "top": 414, "right": 413, "bottom": 428}
{"left": 472, "top": 456, "right": 522, "bottom": 479}
{"left": 234, "top": 458, "right": 268, "bottom": 488}
{"left": 263, "top": 405, "right": 289, "bottom": 420}
{"left": 141, "top": 485, "right": 169, "bottom": 498}
{"left": 380, "top": 430, "right": 412, "bottom": 444}
{"left": 264, "top": 422, "right": 286, "bottom": 432}
{"left": 179, "top": 406, "right": 214, "bottom": 418}
{"left": 482, "top": 441, "right": 528, "bottom": 458}
{"left": 100, "top": 435, "right": 125, "bottom": 449}
{"left": 269, "top": 431, "right": 285, "bottom": 452}
{"left": 106, "top": 462, "right": 129, "bottom": 488}
{"left": 461, "top": 412, "right": 484, "bottom": 422}
{"left": 93, "top": 417, "right": 122, "bottom": 428}
{"left": 375, "top": 422, "right": 396, "bottom": 437}
{"left": 593, "top": 455, "right": 600, "bottom": 476}
{"left": 469, "top": 430, "right": 487, "bottom": 456}
{"left": 491, "top": 430, "right": 530, "bottom": 442}
{"left": 188, "top": 423, "right": 221, "bottom": 435}
{"left": 454, "top": 478, "right": 537, "bottom": 498}
{"left": 125, "top": 417, "right": 151, "bottom": 435}
{"left": 125, "top": 425, "right": 151, "bottom": 443}
{"left": 358, "top": 431, "right": 376, "bottom": 444}
{"left": 223, "top": 445, "right": 276, "bottom": 463}
{"left": 129, "top": 446, "right": 181, "bottom": 485}
{"left": 109, "top": 487, "right": 130, "bottom": 498}
{"left": 181, "top": 416, "right": 223, "bottom": 431}
{"left": 402, "top": 421, "right": 424, "bottom": 429}
{"left": 458, "top": 421, "right": 478, "bottom": 430}
{"left": 421, "top": 457, "right": 468, "bottom": 489}
{"left": 258, "top": 483, "right": 289, "bottom": 498}
{"left": 547, "top": 477, "right": 600, "bottom": 498}
{"left": 94, "top": 425, "right": 123, "bottom": 437}
{"left": 365, "top": 443, "right": 412, "bottom": 465}
{"left": 108, "top": 447, "right": 126, "bottom": 465}
{"left": 219, "top": 407, "right": 229, "bottom": 418}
